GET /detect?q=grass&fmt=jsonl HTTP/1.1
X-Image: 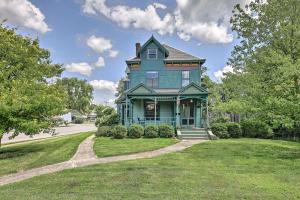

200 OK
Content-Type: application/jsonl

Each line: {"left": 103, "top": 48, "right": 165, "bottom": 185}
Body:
{"left": 0, "top": 139, "right": 300, "bottom": 199}
{"left": 0, "top": 132, "right": 92, "bottom": 176}
{"left": 93, "top": 137, "right": 178, "bottom": 157}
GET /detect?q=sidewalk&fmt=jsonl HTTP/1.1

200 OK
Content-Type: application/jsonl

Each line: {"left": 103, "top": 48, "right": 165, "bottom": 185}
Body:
{"left": 2, "top": 123, "right": 97, "bottom": 144}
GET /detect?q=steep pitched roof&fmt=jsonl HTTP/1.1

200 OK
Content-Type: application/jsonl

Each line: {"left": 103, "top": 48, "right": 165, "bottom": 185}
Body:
{"left": 163, "top": 44, "right": 204, "bottom": 62}
{"left": 139, "top": 35, "right": 169, "bottom": 56}
{"left": 126, "top": 36, "right": 205, "bottom": 63}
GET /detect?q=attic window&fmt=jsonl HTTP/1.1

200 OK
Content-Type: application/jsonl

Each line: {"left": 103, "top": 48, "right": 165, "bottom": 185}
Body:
{"left": 147, "top": 49, "right": 157, "bottom": 59}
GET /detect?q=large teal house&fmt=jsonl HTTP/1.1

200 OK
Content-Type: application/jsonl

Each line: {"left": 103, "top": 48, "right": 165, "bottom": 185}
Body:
{"left": 117, "top": 36, "right": 209, "bottom": 132}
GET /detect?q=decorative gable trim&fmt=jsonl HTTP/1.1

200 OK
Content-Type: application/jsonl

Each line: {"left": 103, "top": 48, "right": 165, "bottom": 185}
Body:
{"left": 139, "top": 35, "right": 169, "bottom": 57}
{"left": 126, "top": 83, "right": 156, "bottom": 95}
{"left": 179, "top": 82, "right": 209, "bottom": 94}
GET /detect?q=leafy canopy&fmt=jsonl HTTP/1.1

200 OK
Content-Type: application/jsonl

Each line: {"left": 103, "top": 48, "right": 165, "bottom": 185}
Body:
{"left": 0, "top": 24, "right": 67, "bottom": 144}
{"left": 57, "top": 77, "right": 93, "bottom": 114}
{"left": 221, "top": 0, "right": 300, "bottom": 127}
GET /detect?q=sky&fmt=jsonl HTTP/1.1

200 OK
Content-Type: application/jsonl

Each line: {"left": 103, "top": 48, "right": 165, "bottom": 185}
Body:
{"left": 0, "top": 0, "right": 251, "bottom": 106}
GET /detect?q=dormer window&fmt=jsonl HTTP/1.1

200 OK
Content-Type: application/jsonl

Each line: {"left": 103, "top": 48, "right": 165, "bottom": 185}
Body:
{"left": 147, "top": 49, "right": 157, "bottom": 59}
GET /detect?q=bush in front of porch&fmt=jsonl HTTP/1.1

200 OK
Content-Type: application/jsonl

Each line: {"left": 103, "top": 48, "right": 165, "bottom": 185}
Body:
{"left": 95, "top": 124, "right": 175, "bottom": 139}
{"left": 128, "top": 124, "right": 144, "bottom": 138}
{"left": 158, "top": 124, "right": 175, "bottom": 138}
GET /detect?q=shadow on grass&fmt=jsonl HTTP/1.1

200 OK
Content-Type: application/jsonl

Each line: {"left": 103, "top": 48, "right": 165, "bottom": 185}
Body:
{"left": 0, "top": 145, "right": 44, "bottom": 159}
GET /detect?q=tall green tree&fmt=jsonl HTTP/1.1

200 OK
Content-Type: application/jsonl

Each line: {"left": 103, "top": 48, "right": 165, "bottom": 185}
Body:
{"left": 0, "top": 24, "right": 67, "bottom": 146}
{"left": 95, "top": 105, "right": 118, "bottom": 127}
{"left": 224, "top": 0, "right": 300, "bottom": 127}
{"left": 58, "top": 77, "right": 94, "bottom": 114}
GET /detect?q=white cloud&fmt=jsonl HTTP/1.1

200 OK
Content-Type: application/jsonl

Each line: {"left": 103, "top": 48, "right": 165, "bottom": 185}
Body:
{"left": 153, "top": 3, "right": 167, "bottom": 10}
{"left": 89, "top": 79, "right": 118, "bottom": 106}
{"left": 108, "top": 50, "right": 118, "bottom": 58}
{"left": 174, "top": 0, "right": 253, "bottom": 43}
{"left": 0, "top": 0, "right": 50, "bottom": 33}
{"left": 65, "top": 62, "right": 93, "bottom": 76}
{"left": 214, "top": 65, "right": 234, "bottom": 81}
{"left": 94, "top": 56, "right": 105, "bottom": 67}
{"left": 82, "top": 0, "right": 175, "bottom": 35}
{"left": 86, "top": 35, "right": 119, "bottom": 58}
{"left": 86, "top": 35, "right": 113, "bottom": 54}
{"left": 89, "top": 79, "right": 117, "bottom": 91}
{"left": 82, "top": 0, "right": 253, "bottom": 44}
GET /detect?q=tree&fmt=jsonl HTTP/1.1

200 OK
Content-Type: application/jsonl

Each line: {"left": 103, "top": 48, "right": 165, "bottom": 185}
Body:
{"left": 95, "top": 105, "right": 118, "bottom": 127}
{"left": 58, "top": 77, "right": 94, "bottom": 114}
{"left": 0, "top": 24, "right": 67, "bottom": 147}
{"left": 115, "top": 77, "right": 126, "bottom": 103}
{"left": 224, "top": 0, "right": 300, "bottom": 128}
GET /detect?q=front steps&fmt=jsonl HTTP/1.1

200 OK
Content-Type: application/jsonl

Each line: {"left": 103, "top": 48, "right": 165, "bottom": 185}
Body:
{"left": 177, "top": 128, "right": 210, "bottom": 140}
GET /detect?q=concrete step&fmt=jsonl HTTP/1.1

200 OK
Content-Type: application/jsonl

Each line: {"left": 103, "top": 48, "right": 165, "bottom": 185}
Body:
{"left": 180, "top": 133, "right": 207, "bottom": 137}
{"left": 180, "top": 131, "right": 207, "bottom": 135}
{"left": 180, "top": 136, "right": 209, "bottom": 140}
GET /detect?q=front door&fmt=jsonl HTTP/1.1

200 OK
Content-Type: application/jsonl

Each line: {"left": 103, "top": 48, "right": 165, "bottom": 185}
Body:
{"left": 180, "top": 100, "right": 195, "bottom": 128}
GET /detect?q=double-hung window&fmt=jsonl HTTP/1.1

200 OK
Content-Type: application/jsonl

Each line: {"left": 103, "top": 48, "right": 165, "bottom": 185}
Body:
{"left": 144, "top": 101, "right": 160, "bottom": 120}
{"left": 146, "top": 71, "right": 159, "bottom": 88}
{"left": 182, "top": 71, "right": 190, "bottom": 87}
{"left": 147, "top": 49, "right": 157, "bottom": 59}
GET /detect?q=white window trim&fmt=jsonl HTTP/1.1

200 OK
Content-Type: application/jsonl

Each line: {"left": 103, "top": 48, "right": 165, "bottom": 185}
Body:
{"left": 182, "top": 71, "right": 190, "bottom": 87}
{"left": 147, "top": 48, "right": 158, "bottom": 60}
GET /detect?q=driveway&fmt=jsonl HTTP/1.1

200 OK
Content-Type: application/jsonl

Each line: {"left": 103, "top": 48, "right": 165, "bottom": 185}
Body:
{"left": 2, "top": 123, "right": 97, "bottom": 144}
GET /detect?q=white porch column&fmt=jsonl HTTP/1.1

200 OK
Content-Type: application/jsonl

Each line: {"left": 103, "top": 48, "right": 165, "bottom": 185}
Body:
{"left": 154, "top": 97, "right": 157, "bottom": 125}
{"left": 176, "top": 96, "right": 180, "bottom": 128}
{"left": 206, "top": 99, "right": 209, "bottom": 128}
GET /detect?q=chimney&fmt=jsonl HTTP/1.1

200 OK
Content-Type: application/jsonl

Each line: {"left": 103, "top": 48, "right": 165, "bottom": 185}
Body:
{"left": 135, "top": 43, "right": 141, "bottom": 57}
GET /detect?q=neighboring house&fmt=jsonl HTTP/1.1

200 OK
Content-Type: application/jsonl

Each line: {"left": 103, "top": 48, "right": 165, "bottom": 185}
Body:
{"left": 117, "top": 36, "right": 209, "bottom": 131}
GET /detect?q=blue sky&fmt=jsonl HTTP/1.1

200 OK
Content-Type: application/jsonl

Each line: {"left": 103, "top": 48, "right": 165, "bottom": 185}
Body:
{"left": 0, "top": 0, "right": 250, "bottom": 105}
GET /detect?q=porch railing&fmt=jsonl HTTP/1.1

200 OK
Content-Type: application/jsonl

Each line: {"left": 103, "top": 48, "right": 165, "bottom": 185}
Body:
{"left": 131, "top": 117, "right": 176, "bottom": 127}
{"left": 127, "top": 117, "right": 208, "bottom": 128}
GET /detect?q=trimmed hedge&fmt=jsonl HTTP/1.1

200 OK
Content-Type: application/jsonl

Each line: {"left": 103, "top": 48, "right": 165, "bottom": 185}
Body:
{"left": 144, "top": 125, "right": 159, "bottom": 138}
{"left": 227, "top": 123, "right": 242, "bottom": 138}
{"left": 241, "top": 120, "right": 273, "bottom": 139}
{"left": 112, "top": 125, "right": 127, "bottom": 139}
{"left": 158, "top": 124, "right": 174, "bottom": 138}
{"left": 96, "top": 126, "right": 111, "bottom": 137}
{"left": 211, "top": 123, "right": 229, "bottom": 139}
{"left": 128, "top": 124, "right": 144, "bottom": 138}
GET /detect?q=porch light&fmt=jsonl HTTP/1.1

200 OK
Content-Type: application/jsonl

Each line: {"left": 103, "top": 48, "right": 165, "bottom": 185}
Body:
{"left": 190, "top": 99, "right": 193, "bottom": 103}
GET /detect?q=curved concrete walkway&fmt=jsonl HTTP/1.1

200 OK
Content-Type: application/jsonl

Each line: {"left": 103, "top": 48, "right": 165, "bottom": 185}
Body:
{"left": 0, "top": 136, "right": 208, "bottom": 186}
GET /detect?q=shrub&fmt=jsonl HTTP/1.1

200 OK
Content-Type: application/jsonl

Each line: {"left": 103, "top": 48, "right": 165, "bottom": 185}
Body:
{"left": 158, "top": 124, "right": 174, "bottom": 138}
{"left": 96, "top": 126, "right": 112, "bottom": 137}
{"left": 74, "top": 117, "right": 84, "bottom": 124}
{"left": 112, "top": 125, "right": 127, "bottom": 139}
{"left": 227, "top": 123, "right": 242, "bottom": 138}
{"left": 211, "top": 123, "right": 229, "bottom": 139}
{"left": 144, "top": 125, "right": 159, "bottom": 138}
{"left": 241, "top": 120, "right": 273, "bottom": 139}
{"left": 128, "top": 124, "right": 144, "bottom": 138}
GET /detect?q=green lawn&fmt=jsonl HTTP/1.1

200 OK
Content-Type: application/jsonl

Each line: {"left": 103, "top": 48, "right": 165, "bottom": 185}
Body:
{"left": 0, "top": 132, "right": 92, "bottom": 176}
{"left": 93, "top": 137, "right": 178, "bottom": 157}
{"left": 1, "top": 139, "right": 300, "bottom": 199}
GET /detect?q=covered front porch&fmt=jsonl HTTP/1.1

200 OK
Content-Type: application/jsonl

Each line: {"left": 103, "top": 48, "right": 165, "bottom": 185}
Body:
{"left": 118, "top": 95, "right": 209, "bottom": 129}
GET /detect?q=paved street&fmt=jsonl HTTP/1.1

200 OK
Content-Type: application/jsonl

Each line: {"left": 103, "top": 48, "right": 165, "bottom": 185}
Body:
{"left": 2, "top": 123, "right": 97, "bottom": 144}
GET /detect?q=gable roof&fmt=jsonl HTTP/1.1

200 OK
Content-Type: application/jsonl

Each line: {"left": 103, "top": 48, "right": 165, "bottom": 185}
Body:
{"left": 127, "top": 36, "right": 205, "bottom": 64}
{"left": 179, "top": 82, "right": 209, "bottom": 94}
{"left": 163, "top": 44, "right": 205, "bottom": 63}
{"left": 139, "top": 35, "right": 169, "bottom": 57}
{"left": 126, "top": 83, "right": 155, "bottom": 95}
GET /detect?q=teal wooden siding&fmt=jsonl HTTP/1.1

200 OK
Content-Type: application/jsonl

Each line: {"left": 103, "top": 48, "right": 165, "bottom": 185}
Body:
{"left": 132, "top": 99, "right": 144, "bottom": 120}
{"left": 129, "top": 41, "right": 201, "bottom": 89}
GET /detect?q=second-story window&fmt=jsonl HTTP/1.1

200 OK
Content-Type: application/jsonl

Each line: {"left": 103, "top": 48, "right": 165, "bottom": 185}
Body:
{"left": 182, "top": 71, "right": 190, "bottom": 87}
{"left": 147, "top": 49, "right": 157, "bottom": 59}
{"left": 146, "top": 71, "right": 158, "bottom": 88}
